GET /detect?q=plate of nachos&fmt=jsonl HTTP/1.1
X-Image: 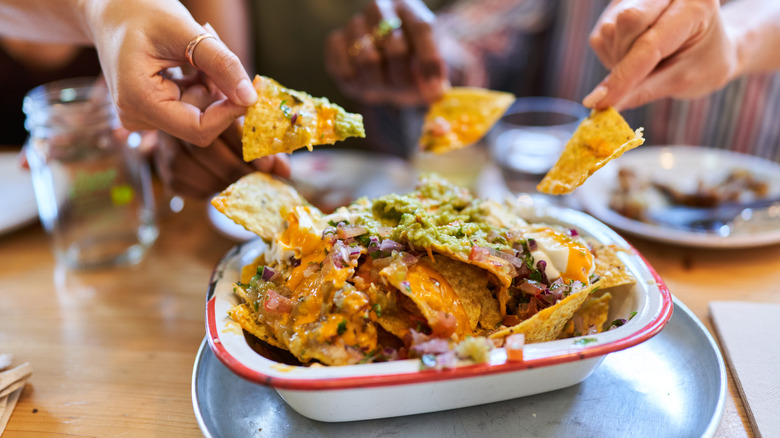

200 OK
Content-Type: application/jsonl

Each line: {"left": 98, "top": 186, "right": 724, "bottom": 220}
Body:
{"left": 205, "top": 173, "right": 671, "bottom": 422}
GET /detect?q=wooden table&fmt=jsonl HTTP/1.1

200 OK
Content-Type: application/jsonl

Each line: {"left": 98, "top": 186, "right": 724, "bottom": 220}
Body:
{"left": 0, "top": 190, "right": 773, "bottom": 437}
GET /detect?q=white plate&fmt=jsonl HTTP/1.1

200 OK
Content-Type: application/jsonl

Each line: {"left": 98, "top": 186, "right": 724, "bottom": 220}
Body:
{"left": 205, "top": 199, "right": 673, "bottom": 422}
{"left": 0, "top": 151, "right": 38, "bottom": 235}
{"left": 574, "top": 145, "right": 780, "bottom": 248}
{"left": 207, "top": 150, "right": 417, "bottom": 241}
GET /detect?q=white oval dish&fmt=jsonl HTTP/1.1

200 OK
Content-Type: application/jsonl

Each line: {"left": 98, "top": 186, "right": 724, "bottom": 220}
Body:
{"left": 205, "top": 200, "right": 673, "bottom": 422}
{"left": 574, "top": 145, "right": 780, "bottom": 248}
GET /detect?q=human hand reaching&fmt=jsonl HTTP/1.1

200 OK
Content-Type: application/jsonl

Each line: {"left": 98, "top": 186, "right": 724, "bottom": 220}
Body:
{"left": 324, "top": 0, "right": 449, "bottom": 106}
{"left": 583, "top": 0, "right": 738, "bottom": 110}
{"left": 154, "top": 79, "right": 289, "bottom": 199}
{"left": 83, "top": 0, "right": 257, "bottom": 145}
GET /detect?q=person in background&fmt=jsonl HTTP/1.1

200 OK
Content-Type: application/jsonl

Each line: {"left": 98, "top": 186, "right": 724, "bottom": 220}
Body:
{"left": 327, "top": 0, "right": 780, "bottom": 161}
{"left": 156, "top": 0, "right": 453, "bottom": 198}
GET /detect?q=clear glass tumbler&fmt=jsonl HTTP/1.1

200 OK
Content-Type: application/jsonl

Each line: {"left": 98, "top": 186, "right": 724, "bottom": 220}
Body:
{"left": 23, "top": 78, "right": 158, "bottom": 269}
{"left": 488, "top": 97, "right": 589, "bottom": 194}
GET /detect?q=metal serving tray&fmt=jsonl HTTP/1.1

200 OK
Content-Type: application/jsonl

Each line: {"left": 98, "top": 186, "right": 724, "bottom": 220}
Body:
{"left": 192, "top": 297, "right": 726, "bottom": 437}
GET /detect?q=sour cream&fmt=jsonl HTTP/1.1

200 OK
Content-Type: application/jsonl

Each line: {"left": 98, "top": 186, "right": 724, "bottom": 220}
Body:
{"left": 526, "top": 226, "right": 595, "bottom": 283}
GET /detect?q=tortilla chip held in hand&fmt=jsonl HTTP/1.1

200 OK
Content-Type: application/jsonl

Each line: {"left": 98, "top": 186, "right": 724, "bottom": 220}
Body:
{"left": 242, "top": 75, "right": 365, "bottom": 161}
{"left": 419, "top": 87, "right": 515, "bottom": 154}
{"left": 211, "top": 172, "right": 309, "bottom": 241}
{"left": 537, "top": 107, "right": 644, "bottom": 195}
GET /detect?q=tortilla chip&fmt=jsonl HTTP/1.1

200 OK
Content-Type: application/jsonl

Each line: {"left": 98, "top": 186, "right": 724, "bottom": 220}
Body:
{"left": 419, "top": 87, "right": 514, "bottom": 154}
{"left": 559, "top": 292, "right": 612, "bottom": 338}
{"left": 211, "top": 172, "right": 309, "bottom": 241}
{"left": 228, "top": 303, "right": 285, "bottom": 349}
{"left": 591, "top": 243, "right": 636, "bottom": 289}
{"left": 381, "top": 257, "right": 474, "bottom": 339}
{"left": 489, "top": 280, "right": 601, "bottom": 343}
{"left": 242, "top": 75, "right": 365, "bottom": 160}
{"left": 375, "top": 307, "right": 417, "bottom": 341}
{"left": 425, "top": 255, "right": 502, "bottom": 332}
{"left": 537, "top": 107, "right": 644, "bottom": 195}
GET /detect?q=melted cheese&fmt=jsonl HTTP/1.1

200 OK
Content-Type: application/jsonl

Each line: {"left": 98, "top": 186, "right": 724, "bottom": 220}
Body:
{"left": 528, "top": 227, "right": 594, "bottom": 284}
{"left": 404, "top": 263, "right": 472, "bottom": 337}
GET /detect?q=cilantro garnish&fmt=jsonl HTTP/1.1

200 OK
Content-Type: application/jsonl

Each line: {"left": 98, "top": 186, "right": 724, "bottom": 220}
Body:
{"left": 337, "top": 319, "right": 348, "bottom": 336}
{"left": 574, "top": 338, "right": 598, "bottom": 345}
{"left": 279, "top": 100, "right": 292, "bottom": 118}
{"left": 419, "top": 354, "right": 437, "bottom": 370}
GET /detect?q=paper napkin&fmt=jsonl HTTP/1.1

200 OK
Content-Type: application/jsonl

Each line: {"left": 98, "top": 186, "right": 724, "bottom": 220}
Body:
{"left": 710, "top": 301, "right": 780, "bottom": 438}
{"left": 0, "top": 357, "right": 32, "bottom": 435}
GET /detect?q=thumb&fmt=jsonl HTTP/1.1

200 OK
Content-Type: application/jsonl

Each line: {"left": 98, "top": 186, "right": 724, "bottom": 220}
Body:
{"left": 188, "top": 29, "right": 257, "bottom": 107}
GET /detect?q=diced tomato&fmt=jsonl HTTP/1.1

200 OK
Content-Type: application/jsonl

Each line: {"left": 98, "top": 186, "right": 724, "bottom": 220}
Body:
{"left": 469, "top": 245, "right": 490, "bottom": 262}
{"left": 505, "top": 333, "right": 525, "bottom": 362}
{"left": 264, "top": 289, "right": 293, "bottom": 313}
{"left": 502, "top": 315, "right": 523, "bottom": 327}
{"left": 431, "top": 311, "right": 457, "bottom": 338}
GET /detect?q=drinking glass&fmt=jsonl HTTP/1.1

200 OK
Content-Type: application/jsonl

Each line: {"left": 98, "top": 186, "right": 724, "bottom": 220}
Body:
{"left": 23, "top": 78, "right": 158, "bottom": 269}
{"left": 488, "top": 97, "right": 588, "bottom": 194}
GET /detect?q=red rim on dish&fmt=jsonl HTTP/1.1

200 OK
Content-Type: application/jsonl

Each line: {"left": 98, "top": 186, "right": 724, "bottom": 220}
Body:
{"left": 205, "top": 243, "right": 673, "bottom": 391}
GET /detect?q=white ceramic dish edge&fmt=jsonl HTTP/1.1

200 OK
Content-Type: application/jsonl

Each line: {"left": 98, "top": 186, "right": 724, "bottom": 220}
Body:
{"left": 205, "top": 200, "right": 673, "bottom": 422}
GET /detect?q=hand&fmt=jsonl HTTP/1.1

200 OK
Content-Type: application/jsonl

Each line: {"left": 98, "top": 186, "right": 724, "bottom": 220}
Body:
{"left": 583, "top": 0, "right": 738, "bottom": 110}
{"left": 83, "top": 0, "right": 258, "bottom": 145}
{"left": 324, "top": 0, "right": 449, "bottom": 106}
{"left": 154, "top": 81, "right": 290, "bottom": 199}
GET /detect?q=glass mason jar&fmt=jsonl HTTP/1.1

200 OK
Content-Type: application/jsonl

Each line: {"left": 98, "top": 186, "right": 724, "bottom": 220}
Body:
{"left": 23, "top": 77, "right": 158, "bottom": 269}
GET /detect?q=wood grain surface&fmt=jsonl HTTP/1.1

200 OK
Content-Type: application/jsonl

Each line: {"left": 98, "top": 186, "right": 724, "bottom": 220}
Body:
{"left": 1, "top": 188, "right": 774, "bottom": 437}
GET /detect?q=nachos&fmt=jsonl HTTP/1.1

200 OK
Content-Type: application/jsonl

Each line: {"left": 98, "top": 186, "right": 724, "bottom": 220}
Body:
{"left": 419, "top": 87, "right": 515, "bottom": 154}
{"left": 212, "top": 174, "right": 636, "bottom": 366}
{"left": 537, "top": 107, "right": 644, "bottom": 195}
{"left": 241, "top": 75, "right": 365, "bottom": 161}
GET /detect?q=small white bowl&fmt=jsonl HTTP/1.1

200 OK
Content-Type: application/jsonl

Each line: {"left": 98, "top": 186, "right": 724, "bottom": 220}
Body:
{"left": 206, "top": 200, "right": 672, "bottom": 422}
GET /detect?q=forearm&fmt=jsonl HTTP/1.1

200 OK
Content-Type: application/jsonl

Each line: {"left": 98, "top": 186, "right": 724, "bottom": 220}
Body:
{"left": 724, "top": 0, "right": 780, "bottom": 75}
{"left": 0, "top": 0, "right": 91, "bottom": 43}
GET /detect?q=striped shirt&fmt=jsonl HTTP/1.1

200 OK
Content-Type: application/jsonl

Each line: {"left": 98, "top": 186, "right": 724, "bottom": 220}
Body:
{"left": 442, "top": 0, "right": 780, "bottom": 160}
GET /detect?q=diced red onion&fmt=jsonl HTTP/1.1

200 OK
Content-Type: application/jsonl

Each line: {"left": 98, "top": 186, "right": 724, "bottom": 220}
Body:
{"left": 264, "top": 289, "right": 293, "bottom": 313}
{"left": 519, "top": 280, "right": 545, "bottom": 296}
{"left": 408, "top": 329, "right": 430, "bottom": 346}
{"left": 527, "top": 238, "right": 537, "bottom": 251}
{"left": 569, "top": 228, "right": 579, "bottom": 237}
{"left": 379, "top": 239, "right": 404, "bottom": 252}
{"left": 433, "top": 350, "right": 457, "bottom": 369}
{"left": 337, "top": 224, "right": 368, "bottom": 239}
{"left": 303, "top": 263, "right": 319, "bottom": 278}
{"left": 411, "top": 338, "right": 451, "bottom": 356}
{"left": 608, "top": 319, "right": 627, "bottom": 330}
{"left": 377, "top": 226, "right": 393, "bottom": 237}
{"left": 401, "top": 252, "right": 420, "bottom": 265}
{"left": 536, "top": 260, "right": 549, "bottom": 284}
{"left": 486, "top": 246, "right": 525, "bottom": 269}
{"left": 261, "top": 266, "right": 275, "bottom": 281}
{"left": 550, "top": 277, "right": 565, "bottom": 288}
